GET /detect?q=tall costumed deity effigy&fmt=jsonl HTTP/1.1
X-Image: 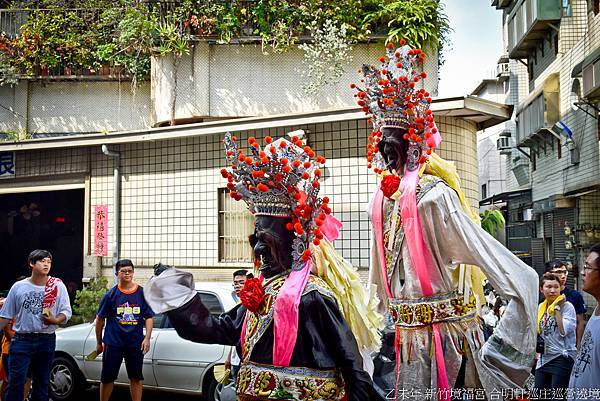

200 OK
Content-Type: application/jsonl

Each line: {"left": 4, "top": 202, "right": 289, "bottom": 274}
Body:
{"left": 144, "top": 132, "right": 384, "bottom": 401}
{"left": 352, "top": 41, "right": 539, "bottom": 400}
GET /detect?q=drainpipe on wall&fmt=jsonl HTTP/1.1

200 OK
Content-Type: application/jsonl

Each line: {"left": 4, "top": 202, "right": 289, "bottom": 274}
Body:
{"left": 24, "top": 81, "right": 30, "bottom": 137}
{"left": 101, "top": 145, "right": 121, "bottom": 285}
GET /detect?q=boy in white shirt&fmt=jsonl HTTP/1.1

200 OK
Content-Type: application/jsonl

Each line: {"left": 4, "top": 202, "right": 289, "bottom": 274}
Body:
{"left": 0, "top": 249, "right": 72, "bottom": 401}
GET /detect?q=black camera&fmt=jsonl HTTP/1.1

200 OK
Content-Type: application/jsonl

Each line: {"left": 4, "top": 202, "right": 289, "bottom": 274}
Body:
{"left": 536, "top": 335, "right": 545, "bottom": 354}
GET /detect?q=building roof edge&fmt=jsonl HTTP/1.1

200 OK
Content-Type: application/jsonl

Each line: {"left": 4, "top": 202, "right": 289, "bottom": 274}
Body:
{"left": 0, "top": 97, "right": 513, "bottom": 151}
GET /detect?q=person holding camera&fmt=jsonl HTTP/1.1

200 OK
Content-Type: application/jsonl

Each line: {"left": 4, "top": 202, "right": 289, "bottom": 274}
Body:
{"left": 535, "top": 273, "right": 577, "bottom": 397}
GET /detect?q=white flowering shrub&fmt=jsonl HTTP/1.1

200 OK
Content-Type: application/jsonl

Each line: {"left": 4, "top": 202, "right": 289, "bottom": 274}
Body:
{"left": 299, "top": 19, "right": 353, "bottom": 95}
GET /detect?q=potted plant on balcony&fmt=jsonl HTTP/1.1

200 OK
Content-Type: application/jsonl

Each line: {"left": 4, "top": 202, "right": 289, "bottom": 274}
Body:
{"left": 0, "top": 34, "right": 19, "bottom": 85}
{"left": 64, "top": 64, "right": 73, "bottom": 76}
{"left": 93, "top": 43, "right": 117, "bottom": 76}
{"left": 362, "top": 0, "right": 450, "bottom": 61}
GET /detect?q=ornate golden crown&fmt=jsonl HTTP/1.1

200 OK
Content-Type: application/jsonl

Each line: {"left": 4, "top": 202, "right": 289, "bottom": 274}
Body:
{"left": 352, "top": 42, "right": 439, "bottom": 173}
{"left": 221, "top": 133, "right": 331, "bottom": 269}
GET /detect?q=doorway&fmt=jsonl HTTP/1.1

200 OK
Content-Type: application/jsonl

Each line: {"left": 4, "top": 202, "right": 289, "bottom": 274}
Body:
{"left": 0, "top": 189, "right": 84, "bottom": 300}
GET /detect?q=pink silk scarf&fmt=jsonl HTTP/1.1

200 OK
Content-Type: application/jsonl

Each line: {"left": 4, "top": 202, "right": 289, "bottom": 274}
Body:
{"left": 272, "top": 214, "right": 342, "bottom": 366}
{"left": 240, "top": 215, "right": 343, "bottom": 367}
{"left": 399, "top": 169, "right": 450, "bottom": 401}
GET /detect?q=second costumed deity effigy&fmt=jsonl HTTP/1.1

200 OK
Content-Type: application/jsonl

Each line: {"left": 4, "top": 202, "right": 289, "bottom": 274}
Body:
{"left": 144, "top": 133, "right": 384, "bottom": 401}
{"left": 353, "top": 41, "right": 539, "bottom": 400}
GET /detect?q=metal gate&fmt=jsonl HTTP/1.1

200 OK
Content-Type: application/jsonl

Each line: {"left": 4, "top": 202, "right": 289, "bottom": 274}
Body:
{"left": 553, "top": 208, "right": 577, "bottom": 288}
{"left": 531, "top": 238, "right": 545, "bottom": 276}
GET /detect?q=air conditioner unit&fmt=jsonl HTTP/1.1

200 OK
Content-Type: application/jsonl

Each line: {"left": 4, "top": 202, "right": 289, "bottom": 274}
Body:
{"left": 523, "top": 208, "right": 534, "bottom": 221}
{"left": 570, "top": 146, "right": 580, "bottom": 165}
{"left": 496, "top": 62, "right": 509, "bottom": 77}
{"left": 582, "top": 59, "right": 600, "bottom": 100}
{"left": 497, "top": 136, "right": 512, "bottom": 155}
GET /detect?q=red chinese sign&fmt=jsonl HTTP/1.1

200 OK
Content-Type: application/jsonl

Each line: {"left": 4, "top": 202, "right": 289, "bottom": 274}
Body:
{"left": 93, "top": 205, "right": 108, "bottom": 256}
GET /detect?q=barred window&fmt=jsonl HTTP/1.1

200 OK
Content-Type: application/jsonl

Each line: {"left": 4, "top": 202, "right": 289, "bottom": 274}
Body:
{"left": 218, "top": 188, "right": 255, "bottom": 263}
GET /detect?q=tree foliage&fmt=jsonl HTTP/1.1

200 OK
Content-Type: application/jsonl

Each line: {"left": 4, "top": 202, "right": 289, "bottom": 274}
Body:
{"left": 0, "top": 0, "right": 451, "bottom": 87}
{"left": 72, "top": 277, "right": 109, "bottom": 324}
{"left": 480, "top": 209, "right": 506, "bottom": 238}
{"left": 363, "top": 0, "right": 451, "bottom": 55}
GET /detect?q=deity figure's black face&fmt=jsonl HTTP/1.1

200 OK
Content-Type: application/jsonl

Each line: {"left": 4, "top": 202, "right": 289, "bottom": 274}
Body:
{"left": 376, "top": 127, "right": 409, "bottom": 174}
{"left": 249, "top": 215, "right": 295, "bottom": 279}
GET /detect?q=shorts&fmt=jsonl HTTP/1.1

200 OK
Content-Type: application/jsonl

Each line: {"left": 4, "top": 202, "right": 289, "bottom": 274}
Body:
{"left": 100, "top": 345, "right": 144, "bottom": 383}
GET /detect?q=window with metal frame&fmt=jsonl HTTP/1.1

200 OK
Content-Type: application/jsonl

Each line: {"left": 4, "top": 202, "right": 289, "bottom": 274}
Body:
{"left": 562, "top": 0, "right": 572, "bottom": 16}
{"left": 160, "top": 291, "right": 225, "bottom": 329}
{"left": 218, "top": 188, "right": 255, "bottom": 263}
{"left": 198, "top": 292, "right": 225, "bottom": 315}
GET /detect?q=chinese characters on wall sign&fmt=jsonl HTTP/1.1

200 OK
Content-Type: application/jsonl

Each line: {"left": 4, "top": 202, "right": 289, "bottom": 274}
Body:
{"left": 0, "top": 152, "right": 15, "bottom": 179}
{"left": 94, "top": 205, "right": 108, "bottom": 256}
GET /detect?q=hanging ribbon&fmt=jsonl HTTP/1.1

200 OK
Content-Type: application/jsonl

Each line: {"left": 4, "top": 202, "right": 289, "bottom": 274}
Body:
{"left": 271, "top": 214, "right": 343, "bottom": 366}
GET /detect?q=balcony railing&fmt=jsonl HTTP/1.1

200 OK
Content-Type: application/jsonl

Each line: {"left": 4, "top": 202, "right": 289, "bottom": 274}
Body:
{"left": 11, "top": 63, "right": 129, "bottom": 80}
{"left": 1, "top": 3, "right": 385, "bottom": 82}
{"left": 149, "top": 0, "right": 268, "bottom": 40}
{"left": 0, "top": 3, "right": 264, "bottom": 39}
{"left": 0, "top": 8, "right": 102, "bottom": 38}
{"left": 507, "top": 0, "right": 562, "bottom": 59}
{"left": 515, "top": 84, "right": 560, "bottom": 148}
{"left": 0, "top": 8, "right": 27, "bottom": 38}
{"left": 149, "top": 1, "right": 385, "bottom": 41}
{"left": 0, "top": 4, "right": 290, "bottom": 81}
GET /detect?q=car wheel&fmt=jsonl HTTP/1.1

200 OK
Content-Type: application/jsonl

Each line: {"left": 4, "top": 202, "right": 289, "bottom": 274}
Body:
{"left": 203, "top": 376, "right": 218, "bottom": 401}
{"left": 49, "top": 356, "right": 84, "bottom": 401}
{"left": 214, "top": 381, "right": 236, "bottom": 401}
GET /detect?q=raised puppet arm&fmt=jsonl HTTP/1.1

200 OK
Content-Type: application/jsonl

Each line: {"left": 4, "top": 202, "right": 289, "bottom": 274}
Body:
{"left": 144, "top": 265, "right": 244, "bottom": 347}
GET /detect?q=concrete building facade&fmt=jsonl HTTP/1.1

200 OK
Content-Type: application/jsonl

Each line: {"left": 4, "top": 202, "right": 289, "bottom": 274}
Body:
{"left": 490, "top": 0, "right": 600, "bottom": 307}
{"left": 0, "top": 101, "right": 508, "bottom": 284}
{"left": 0, "top": 10, "right": 509, "bottom": 288}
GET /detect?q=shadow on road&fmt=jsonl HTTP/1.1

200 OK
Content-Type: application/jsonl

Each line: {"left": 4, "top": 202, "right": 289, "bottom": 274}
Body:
{"left": 60, "top": 385, "right": 203, "bottom": 401}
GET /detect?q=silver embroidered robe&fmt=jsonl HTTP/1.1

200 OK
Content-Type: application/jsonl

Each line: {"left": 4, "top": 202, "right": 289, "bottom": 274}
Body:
{"left": 368, "top": 175, "right": 538, "bottom": 397}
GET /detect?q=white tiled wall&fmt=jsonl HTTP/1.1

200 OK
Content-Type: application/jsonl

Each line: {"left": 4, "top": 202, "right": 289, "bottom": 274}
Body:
{"left": 9, "top": 147, "right": 89, "bottom": 178}
{"left": 0, "top": 113, "right": 482, "bottom": 285}
{"left": 0, "top": 84, "right": 27, "bottom": 133}
{"left": 0, "top": 81, "right": 152, "bottom": 134}
{"left": 152, "top": 42, "right": 440, "bottom": 123}
{"left": 88, "top": 116, "right": 480, "bottom": 281}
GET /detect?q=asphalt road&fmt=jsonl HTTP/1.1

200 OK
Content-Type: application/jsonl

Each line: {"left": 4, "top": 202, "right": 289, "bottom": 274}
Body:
{"left": 71, "top": 385, "right": 203, "bottom": 401}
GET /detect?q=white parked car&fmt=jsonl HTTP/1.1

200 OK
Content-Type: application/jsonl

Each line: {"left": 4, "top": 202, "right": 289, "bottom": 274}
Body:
{"left": 49, "top": 282, "right": 237, "bottom": 401}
